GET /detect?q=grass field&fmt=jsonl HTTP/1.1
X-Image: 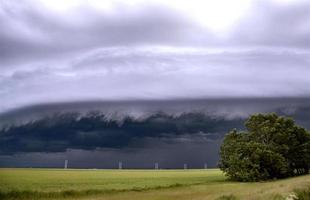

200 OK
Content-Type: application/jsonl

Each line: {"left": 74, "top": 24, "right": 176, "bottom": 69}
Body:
{"left": 0, "top": 168, "right": 309, "bottom": 200}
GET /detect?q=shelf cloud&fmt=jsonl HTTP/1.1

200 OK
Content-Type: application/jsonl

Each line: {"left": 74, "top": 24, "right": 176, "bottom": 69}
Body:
{"left": 1, "top": 98, "right": 310, "bottom": 168}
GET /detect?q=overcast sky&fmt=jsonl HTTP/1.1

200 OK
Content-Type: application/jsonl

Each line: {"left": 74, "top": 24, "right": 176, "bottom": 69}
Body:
{"left": 1, "top": 0, "right": 310, "bottom": 112}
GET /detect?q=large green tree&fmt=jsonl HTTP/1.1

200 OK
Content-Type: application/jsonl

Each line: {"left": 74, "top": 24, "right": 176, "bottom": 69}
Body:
{"left": 219, "top": 113, "right": 310, "bottom": 182}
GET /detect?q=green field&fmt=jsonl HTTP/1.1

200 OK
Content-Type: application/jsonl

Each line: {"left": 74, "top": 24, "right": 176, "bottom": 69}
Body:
{"left": 0, "top": 168, "right": 309, "bottom": 200}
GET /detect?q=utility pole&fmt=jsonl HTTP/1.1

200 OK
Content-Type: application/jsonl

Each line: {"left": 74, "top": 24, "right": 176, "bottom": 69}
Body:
{"left": 184, "top": 163, "right": 187, "bottom": 170}
{"left": 64, "top": 160, "right": 68, "bottom": 169}
{"left": 155, "top": 162, "right": 159, "bottom": 170}
{"left": 118, "top": 161, "right": 122, "bottom": 170}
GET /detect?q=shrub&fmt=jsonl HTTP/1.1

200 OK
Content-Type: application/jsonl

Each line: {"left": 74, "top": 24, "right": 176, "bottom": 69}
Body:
{"left": 216, "top": 194, "right": 238, "bottom": 200}
{"left": 294, "top": 187, "right": 310, "bottom": 200}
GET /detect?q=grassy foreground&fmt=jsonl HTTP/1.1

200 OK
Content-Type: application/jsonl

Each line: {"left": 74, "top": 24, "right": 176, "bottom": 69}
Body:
{"left": 0, "top": 168, "right": 309, "bottom": 200}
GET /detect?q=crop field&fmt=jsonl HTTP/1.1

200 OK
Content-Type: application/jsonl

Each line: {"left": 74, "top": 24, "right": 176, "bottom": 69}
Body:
{"left": 0, "top": 168, "right": 309, "bottom": 200}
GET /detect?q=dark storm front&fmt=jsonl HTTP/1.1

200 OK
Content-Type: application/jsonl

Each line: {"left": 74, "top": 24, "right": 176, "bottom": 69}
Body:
{"left": 0, "top": 98, "right": 310, "bottom": 169}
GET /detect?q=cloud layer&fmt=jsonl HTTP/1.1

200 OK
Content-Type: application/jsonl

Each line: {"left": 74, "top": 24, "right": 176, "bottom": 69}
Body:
{"left": 1, "top": 98, "right": 310, "bottom": 168}
{"left": 0, "top": 0, "right": 310, "bottom": 112}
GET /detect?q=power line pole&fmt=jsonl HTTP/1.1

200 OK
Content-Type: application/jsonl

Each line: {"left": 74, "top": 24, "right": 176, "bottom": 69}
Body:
{"left": 184, "top": 163, "right": 187, "bottom": 170}
{"left": 64, "top": 160, "right": 68, "bottom": 169}
{"left": 155, "top": 162, "right": 159, "bottom": 170}
{"left": 118, "top": 161, "right": 122, "bottom": 170}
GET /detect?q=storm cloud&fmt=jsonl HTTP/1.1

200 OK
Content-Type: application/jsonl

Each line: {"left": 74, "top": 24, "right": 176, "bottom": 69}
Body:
{"left": 0, "top": 0, "right": 310, "bottom": 112}
{"left": 0, "top": 111, "right": 240, "bottom": 154}
{"left": 1, "top": 98, "right": 310, "bottom": 168}
{"left": 1, "top": 0, "right": 310, "bottom": 168}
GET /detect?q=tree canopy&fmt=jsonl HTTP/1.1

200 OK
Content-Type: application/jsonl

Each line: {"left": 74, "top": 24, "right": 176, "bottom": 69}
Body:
{"left": 219, "top": 113, "right": 310, "bottom": 182}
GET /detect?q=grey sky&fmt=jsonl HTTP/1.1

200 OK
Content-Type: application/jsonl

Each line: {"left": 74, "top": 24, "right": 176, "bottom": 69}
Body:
{"left": 0, "top": 0, "right": 310, "bottom": 112}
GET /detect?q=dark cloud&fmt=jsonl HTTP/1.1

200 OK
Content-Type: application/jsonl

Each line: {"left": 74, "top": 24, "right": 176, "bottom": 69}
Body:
{"left": 1, "top": 99, "right": 310, "bottom": 153}
{"left": 1, "top": 98, "right": 310, "bottom": 168}
{"left": 1, "top": 98, "right": 310, "bottom": 126}
{"left": 0, "top": 111, "right": 242, "bottom": 154}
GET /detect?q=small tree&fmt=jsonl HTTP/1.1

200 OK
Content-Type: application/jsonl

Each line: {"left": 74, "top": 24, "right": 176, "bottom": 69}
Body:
{"left": 219, "top": 113, "right": 310, "bottom": 182}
